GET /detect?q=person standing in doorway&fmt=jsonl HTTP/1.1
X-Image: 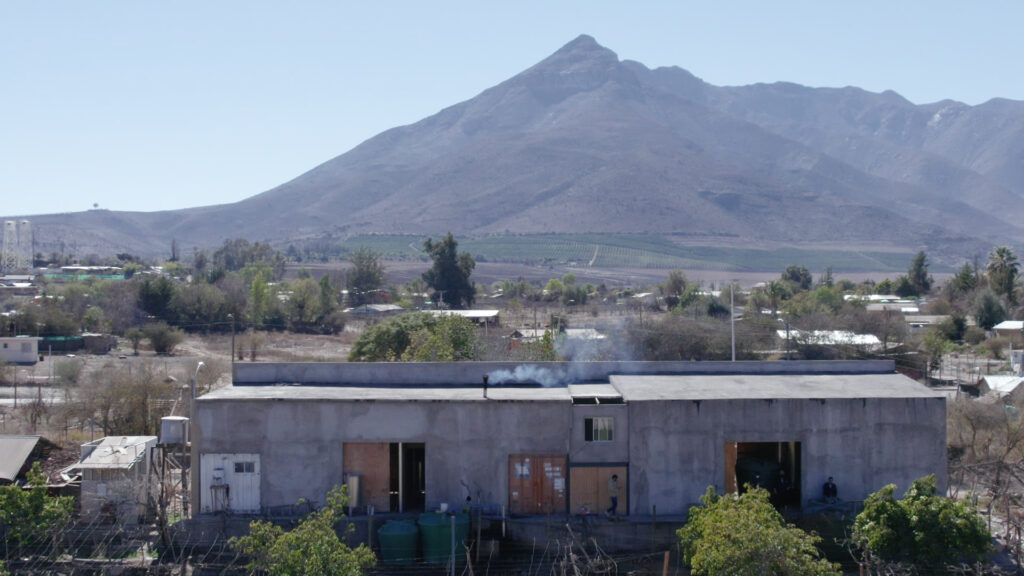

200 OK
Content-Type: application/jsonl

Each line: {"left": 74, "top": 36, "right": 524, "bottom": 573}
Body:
{"left": 606, "top": 474, "right": 620, "bottom": 517}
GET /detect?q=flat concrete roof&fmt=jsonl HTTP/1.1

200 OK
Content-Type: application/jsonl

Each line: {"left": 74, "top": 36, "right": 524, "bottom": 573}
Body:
{"left": 200, "top": 384, "right": 570, "bottom": 402}
{"left": 610, "top": 373, "right": 942, "bottom": 401}
{"left": 568, "top": 383, "right": 622, "bottom": 399}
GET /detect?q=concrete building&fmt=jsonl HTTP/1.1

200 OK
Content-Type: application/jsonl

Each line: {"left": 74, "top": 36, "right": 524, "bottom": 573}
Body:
{"left": 66, "top": 436, "right": 157, "bottom": 523}
{"left": 191, "top": 360, "right": 945, "bottom": 518}
{"left": 0, "top": 336, "right": 41, "bottom": 364}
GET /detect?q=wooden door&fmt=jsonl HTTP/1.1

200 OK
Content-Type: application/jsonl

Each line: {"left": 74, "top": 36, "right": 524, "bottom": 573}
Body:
{"left": 508, "top": 454, "right": 566, "bottom": 515}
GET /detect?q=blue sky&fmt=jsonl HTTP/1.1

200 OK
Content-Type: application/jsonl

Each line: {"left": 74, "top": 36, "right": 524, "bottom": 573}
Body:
{"left": 2, "top": 1, "right": 1021, "bottom": 216}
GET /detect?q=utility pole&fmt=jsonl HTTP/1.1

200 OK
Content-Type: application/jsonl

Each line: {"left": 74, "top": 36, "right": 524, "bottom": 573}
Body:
{"left": 730, "top": 282, "right": 736, "bottom": 362}
{"left": 228, "top": 313, "right": 236, "bottom": 364}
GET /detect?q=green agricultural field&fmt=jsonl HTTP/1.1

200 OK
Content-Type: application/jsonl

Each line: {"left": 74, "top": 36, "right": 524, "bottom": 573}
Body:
{"left": 327, "top": 233, "right": 922, "bottom": 273}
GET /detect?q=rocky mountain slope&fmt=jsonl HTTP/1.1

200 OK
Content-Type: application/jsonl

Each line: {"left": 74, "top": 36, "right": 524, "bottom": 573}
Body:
{"left": 15, "top": 35, "right": 1024, "bottom": 263}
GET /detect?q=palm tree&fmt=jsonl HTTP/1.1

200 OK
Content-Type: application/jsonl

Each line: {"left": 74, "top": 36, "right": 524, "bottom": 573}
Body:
{"left": 987, "top": 246, "right": 1019, "bottom": 303}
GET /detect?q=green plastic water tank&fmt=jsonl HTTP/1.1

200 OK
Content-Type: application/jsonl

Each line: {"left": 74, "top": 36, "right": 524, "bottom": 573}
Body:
{"left": 418, "top": 512, "right": 470, "bottom": 564}
{"left": 377, "top": 520, "right": 419, "bottom": 565}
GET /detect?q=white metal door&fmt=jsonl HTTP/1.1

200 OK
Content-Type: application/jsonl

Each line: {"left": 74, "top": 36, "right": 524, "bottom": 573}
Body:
{"left": 200, "top": 453, "right": 261, "bottom": 513}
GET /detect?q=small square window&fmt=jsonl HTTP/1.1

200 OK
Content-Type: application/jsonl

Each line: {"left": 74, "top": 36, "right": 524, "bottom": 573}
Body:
{"left": 584, "top": 417, "right": 613, "bottom": 442}
{"left": 234, "top": 461, "right": 255, "bottom": 474}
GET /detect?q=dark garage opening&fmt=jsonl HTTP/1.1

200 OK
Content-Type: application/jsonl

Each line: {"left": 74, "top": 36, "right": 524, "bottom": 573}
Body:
{"left": 390, "top": 443, "right": 426, "bottom": 512}
{"left": 725, "top": 441, "right": 801, "bottom": 507}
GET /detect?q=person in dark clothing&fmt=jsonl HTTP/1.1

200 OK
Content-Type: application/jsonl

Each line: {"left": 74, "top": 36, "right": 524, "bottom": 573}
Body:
{"left": 823, "top": 476, "right": 838, "bottom": 503}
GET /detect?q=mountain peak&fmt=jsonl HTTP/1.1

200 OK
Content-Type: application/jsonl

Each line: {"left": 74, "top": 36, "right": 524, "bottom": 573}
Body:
{"left": 548, "top": 34, "right": 617, "bottom": 62}
{"left": 509, "top": 35, "right": 624, "bottom": 104}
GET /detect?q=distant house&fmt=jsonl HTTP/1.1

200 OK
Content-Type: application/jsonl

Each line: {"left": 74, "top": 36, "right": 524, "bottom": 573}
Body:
{"left": 993, "top": 321, "right": 1024, "bottom": 346}
{"left": 0, "top": 336, "right": 41, "bottom": 364}
{"left": 347, "top": 303, "right": 404, "bottom": 316}
{"left": 904, "top": 315, "right": 952, "bottom": 335}
{"left": 0, "top": 434, "right": 59, "bottom": 485}
{"left": 776, "top": 330, "right": 883, "bottom": 358}
{"left": 866, "top": 302, "right": 920, "bottom": 314}
{"left": 429, "top": 309, "right": 500, "bottom": 326}
{"left": 972, "top": 375, "right": 1024, "bottom": 402}
{"left": 64, "top": 436, "right": 157, "bottom": 523}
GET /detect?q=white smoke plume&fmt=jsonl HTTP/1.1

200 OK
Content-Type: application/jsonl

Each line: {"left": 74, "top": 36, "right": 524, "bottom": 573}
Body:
{"left": 487, "top": 365, "right": 567, "bottom": 387}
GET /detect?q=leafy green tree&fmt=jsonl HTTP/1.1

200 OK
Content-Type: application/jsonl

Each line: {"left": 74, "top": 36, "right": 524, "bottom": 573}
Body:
{"left": 678, "top": 486, "right": 839, "bottom": 576}
{"left": 422, "top": 233, "right": 475, "bottom": 309}
{"left": 403, "top": 315, "right": 476, "bottom": 361}
{"left": 249, "top": 272, "right": 271, "bottom": 329}
{"left": 230, "top": 485, "right": 375, "bottom": 576}
{"left": 972, "top": 287, "right": 1007, "bottom": 330}
{"left": 171, "top": 282, "right": 228, "bottom": 331}
{"left": 987, "top": 246, "right": 1019, "bottom": 304}
{"left": 124, "top": 327, "right": 145, "bottom": 355}
{"left": 346, "top": 248, "right": 385, "bottom": 306}
{"left": 950, "top": 261, "right": 979, "bottom": 294}
{"left": 82, "top": 305, "right": 108, "bottom": 333}
{"left": 665, "top": 269, "right": 687, "bottom": 296}
{"left": 348, "top": 313, "right": 437, "bottom": 361}
{"left": 894, "top": 275, "right": 917, "bottom": 298}
{"left": 138, "top": 275, "right": 177, "bottom": 321}
{"left": 287, "top": 277, "right": 327, "bottom": 333}
{"left": 908, "top": 250, "right": 932, "bottom": 296}
{"left": 0, "top": 462, "right": 74, "bottom": 557}
{"left": 851, "top": 475, "right": 989, "bottom": 573}
{"left": 782, "top": 265, "right": 813, "bottom": 292}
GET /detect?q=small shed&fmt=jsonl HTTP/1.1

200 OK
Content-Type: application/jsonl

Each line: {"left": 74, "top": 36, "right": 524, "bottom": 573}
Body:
{"left": 993, "top": 321, "right": 1024, "bottom": 346}
{"left": 64, "top": 436, "right": 157, "bottom": 523}
{"left": 0, "top": 336, "right": 41, "bottom": 365}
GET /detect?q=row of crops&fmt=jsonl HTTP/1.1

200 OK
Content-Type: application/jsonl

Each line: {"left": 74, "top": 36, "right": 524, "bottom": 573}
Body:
{"left": 310, "top": 233, "right": 917, "bottom": 273}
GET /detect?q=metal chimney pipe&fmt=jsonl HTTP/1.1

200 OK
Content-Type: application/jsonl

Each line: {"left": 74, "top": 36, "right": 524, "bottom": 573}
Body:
{"left": 482, "top": 374, "right": 489, "bottom": 398}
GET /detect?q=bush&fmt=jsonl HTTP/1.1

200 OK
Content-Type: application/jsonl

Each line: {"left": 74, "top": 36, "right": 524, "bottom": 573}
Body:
{"left": 679, "top": 486, "right": 839, "bottom": 576}
{"left": 851, "top": 475, "right": 989, "bottom": 573}
{"left": 143, "top": 322, "right": 185, "bottom": 355}
{"left": 964, "top": 326, "right": 987, "bottom": 346}
{"left": 984, "top": 336, "right": 1009, "bottom": 359}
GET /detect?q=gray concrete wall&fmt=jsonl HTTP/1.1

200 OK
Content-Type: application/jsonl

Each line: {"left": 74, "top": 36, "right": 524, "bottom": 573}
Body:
{"left": 569, "top": 404, "right": 629, "bottom": 464}
{"left": 627, "top": 395, "right": 947, "bottom": 515}
{"left": 232, "top": 360, "right": 897, "bottom": 386}
{"left": 193, "top": 398, "right": 571, "bottom": 513}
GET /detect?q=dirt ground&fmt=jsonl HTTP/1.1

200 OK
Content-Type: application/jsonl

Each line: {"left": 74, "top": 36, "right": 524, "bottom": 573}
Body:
{"left": 0, "top": 331, "right": 360, "bottom": 443}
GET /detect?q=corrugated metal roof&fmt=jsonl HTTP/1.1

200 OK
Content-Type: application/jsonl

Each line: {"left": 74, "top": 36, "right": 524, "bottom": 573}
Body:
{"left": 0, "top": 435, "right": 40, "bottom": 482}
{"left": 982, "top": 375, "right": 1024, "bottom": 395}
{"left": 71, "top": 436, "right": 156, "bottom": 470}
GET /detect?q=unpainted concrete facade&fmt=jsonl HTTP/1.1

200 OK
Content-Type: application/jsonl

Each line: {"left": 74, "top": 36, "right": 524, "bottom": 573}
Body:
{"left": 192, "top": 360, "right": 945, "bottom": 517}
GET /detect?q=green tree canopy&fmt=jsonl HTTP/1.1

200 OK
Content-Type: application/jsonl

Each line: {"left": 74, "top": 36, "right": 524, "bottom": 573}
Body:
{"left": 422, "top": 233, "right": 475, "bottom": 309}
{"left": 972, "top": 287, "right": 1007, "bottom": 330}
{"left": 402, "top": 315, "right": 477, "bottom": 361}
{"left": 0, "top": 462, "right": 74, "bottom": 557}
{"left": 987, "top": 246, "right": 1019, "bottom": 303}
{"left": 230, "top": 485, "right": 375, "bottom": 576}
{"left": 782, "top": 265, "right": 813, "bottom": 292}
{"left": 348, "top": 312, "right": 475, "bottom": 362}
{"left": 950, "top": 261, "right": 979, "bottom": 294}
{"left": 851, "top": 475, "right": 989, "bottom": 573}
{"left": 908, "top": 250, "right": 932, "bottom": 296}
{"left": 346, "top": 248, "right": 386, "bottom": 307}
{"left": 678, "top": 486, "right": 839, "bottom": 576}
